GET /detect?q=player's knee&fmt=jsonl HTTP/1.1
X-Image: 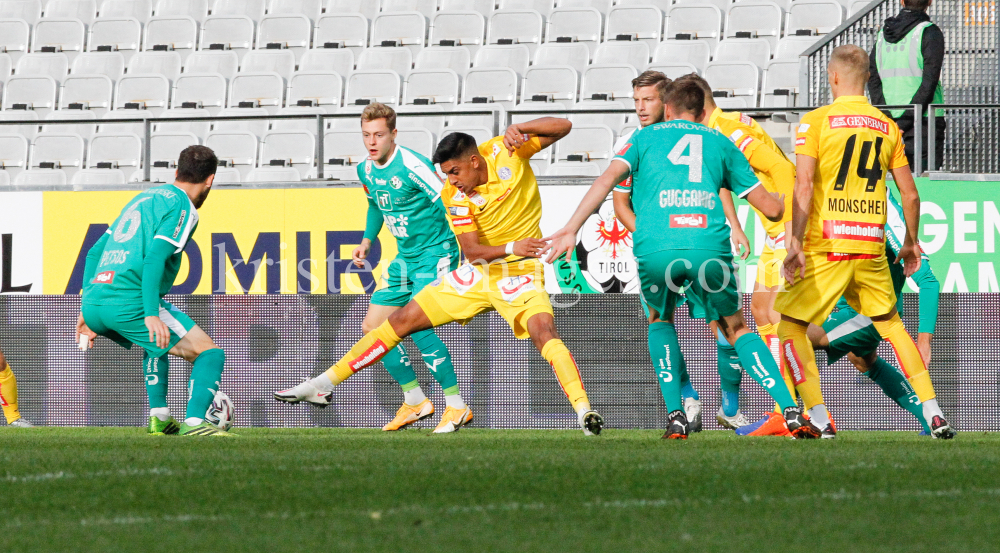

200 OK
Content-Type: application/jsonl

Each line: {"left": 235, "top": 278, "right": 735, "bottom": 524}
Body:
{"left": 361, "top": 319, "right": 377, "bottom": 334}
{"left": 846, "top": 352, "right": 869, "bottom": 373}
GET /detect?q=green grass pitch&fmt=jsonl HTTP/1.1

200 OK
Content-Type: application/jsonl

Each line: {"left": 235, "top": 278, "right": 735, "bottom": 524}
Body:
{"left": 2, "top": 428, "right": 998, "bottom": 552}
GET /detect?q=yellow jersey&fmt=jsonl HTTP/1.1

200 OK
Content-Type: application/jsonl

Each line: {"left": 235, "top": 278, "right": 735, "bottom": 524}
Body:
{"left": 442, "top": 135, "right": 544, "bottom": 277}
{"left": 795, "top": 95, "right": 908, "bottom": 255}
{"left": 709, "top": 108, "right": 795, "bottom": 240}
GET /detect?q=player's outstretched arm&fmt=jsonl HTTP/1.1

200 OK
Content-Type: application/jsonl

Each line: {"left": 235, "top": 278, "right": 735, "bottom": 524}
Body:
{"left": 503, "top": 117, "right": 572, "bottom": 154}
{"left": 890, "top": 165, "right": 923, "bottom": 277}
{"left": 612, "top": 191, "right": 636, "bottom": 234}
{"left": 544, "top": 160, "right": 630, "bottom": 263}
{"left": 720, "top": 190, "right": 751, "bottom": 259}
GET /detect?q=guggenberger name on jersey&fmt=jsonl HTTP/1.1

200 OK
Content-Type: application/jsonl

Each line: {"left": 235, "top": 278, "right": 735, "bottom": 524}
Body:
{"left": 827, "top": 197, "right": 886, "bottom": 215}
{"left": 659, "top": 189, "right": 717, "bottom": 209}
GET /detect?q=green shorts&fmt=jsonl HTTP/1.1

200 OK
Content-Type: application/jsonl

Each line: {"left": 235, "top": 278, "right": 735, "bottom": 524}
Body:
{"left": 636, "top": 249, "right": 740, "bottom": 322}
{"left": 81, "top": 299, "right": 197, "bottom": 357}
{"left": 371, "top": 250, "right": 461, "bottom": 307}
{"left": 821, "top": 305, "right": 881, "bottom": 363}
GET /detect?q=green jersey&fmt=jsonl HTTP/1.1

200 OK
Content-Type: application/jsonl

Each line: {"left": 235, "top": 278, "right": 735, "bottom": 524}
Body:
{"left": 359, "top": 145, "right": 456, "bottom": 259}
{"left": 82, "top": 184, "right": 198, "bottom": 306}
{"left": 614, "top": 120, "right": 761, "bottom": 257}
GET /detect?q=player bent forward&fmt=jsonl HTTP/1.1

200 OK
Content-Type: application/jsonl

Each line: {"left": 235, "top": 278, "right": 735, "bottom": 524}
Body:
{"left": 276, "top": 119, "right": 604, "bottom": 435}
{"left": 76, "top": 146, "right": 232, "bottom": 437}
{"left": 546, "top": 80, "right": 820, "bottom": 439}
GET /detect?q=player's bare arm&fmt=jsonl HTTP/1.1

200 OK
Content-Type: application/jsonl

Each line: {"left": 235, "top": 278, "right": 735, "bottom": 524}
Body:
{"left": 544, "top": 160, "right": 630, "bottom": 263}
{"left": 503, "top": 117, "right": 572, "bottom": 154}
{"left": 890, "top": 165, "right": 923, "bottom": 277}
{"left": 720, "top": 190, "right": 751, "bottom": 259}
{"left": 612, "top": 191, "right": 636, "bottom": 233}
{"left": 784, "top": 153, "right": 817, "bottom": 285}
{"left": 743, "top": 186, "right": 785, "bottom": 222}
{"left": 455, "top": 230, "right": 546, "bottom": 264}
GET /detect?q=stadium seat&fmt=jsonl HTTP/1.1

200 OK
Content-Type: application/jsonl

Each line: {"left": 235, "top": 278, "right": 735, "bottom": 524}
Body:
{"left": 704, "top": 60, "right": 759, "bottom": 107}
{"left": 314, "top": 13, "right": 368, "bottom": 57}
{"left": 571, "top": 98, "right": 628, "bottom": 131}
{"left": 0, "top": 19, "right": 30, "bottom": 65}
{"left": 32, "top": 18, "right": 86, "bottom": 62}
{"left": 0, "top": 53, "right": 10, "bottom": 83}
{"left": 849, "top": 0, "right": 869, "bottom": 16}
{"left": 394, "top": 126, "right": 434, "bottom": 155}
{"left": 594, "top": 41, "right": 649, "bottom": 71}
{"left": 128, "top": 50, "right": 182, "bottom": 82}
{"left": 396, "top": 103, "right": 444, "bottom": 136}
{"left": 647, "top": 61, "right": 699, "bottom": 79}
{"left": 42, "top": 109, "right": 97, "bottom": 140}
{"left": 523, "top": 65, "right": 577, "bottom": 108}
{"left": 487, "top": 9, "right": 544, "bottom": 56}
{"left": 761, "top": 59, "right": 798, "bottom": 107}
{"left": 726, "top": 2, "right": 783, "bottom": 49}
{"left": 774, "top": 35, "right": 817, "bottom": 59}
{"left": 462, "top": 66, "right": 518, "bottom": 109}
{"left": 241, "top": 49, "right": 295, "bottom": 82}
{"left": 326, "top": 0, "right": 376, "bottom": 21}
{"left": 71, "top": 167, "right": 125, "bottom": 185}
{"left": 415, "top": 46, "right": 471, "bottom": 77}
{"left": 325, "top": 101, "right": 361, "bottom": 128}
{"left": 88, "top": 132, "right": 141, "bottom": 169}
{"left": 404, "top": 68, "right": 460, "bottom": 106}
{"left": 441, "top": 0, "right": 494, "bottom": 17}
{"left": 440, "top": 124, "right": 492, "bottom": 146}
{"left": 209, "top": 0, "right": 262, "bottom": 21}
{"left": 267, "top": 0, "right": 322, "bottom": 24}
{"left": 357, "top": 46, "right": 412, "bottom": 77}
{"left": 200, "top": 15, "right": 253, "bottom": 62}
{"left": 116, "top": 73, "right": 170, "bottom": 114}
{"left": 546, "top": 8, "right": 601, "bottom": 57}
{"left": 144, "top": 15, "right": 197, "bottom": 61}
{"left": 183, "top": 50, "right": 238, "bottom": 80}
{"left": 205, "top": 130, "right": 256, "bottom": 178}
{"left": 553, "top": 123, "right": 613, "bottom": 170}
{"left": 0, "top": 133, "right": 29, "bottom": 180}
{"left": 430, "top": 11, "right": 485, "bottom": 56}
{"left": 2, "top": 75, "right": 57, "bottom": 117}
{"left": 1, "top": 0, "right": 41, "bottom": 26}
{"left": 14, "top": 167, "right": 67, "bottom": 183}
{"left": 321, "top": 128, "right": 365, "bottom": 179}
{"left": 99, "top": 107, "right": 150, "bottom": 134}
{"left": 0, "top": 171, "right": 9, "bottom": 186}
{"left": 229, "top": 71, "right": 284, "bottom": 113}
{"left": 213, "top": 106, "right": 268, "bottom": 135}
{"left": 545, "top": 160, "right": 599, "bottom": 176}
{"left": 15, "top": 52, "right": 68, "bottom": 83}
{"left": 496, "top": 0, "right": 553, "bottom": 20}
{"left": 287, "top": 71, "right": 343, "bottom": 112}
{"left": 128, "top": 166, "right": 172, "bottom": 182}
{"left": 474, "top": 44, "right": 529, "bottom": 76}
{"left": 173, "top": 72, "right": 227, "bottom": 114}
{"left": 0, "top": 110, "right": 39, "bottom": 141}
{"left": 380, "top": 0, "right": 436, "bottom": 19}
{"left": 256, "top": 14, "right": 311, "bottom": 63}
{"left": 153, "top": 0, "right": 207, "bottom": 21}
{"left": 30, "top": 131, "right": 84, "bottom": 178}
{"left": 155, "top": 106, "right": 209, "bottom": 135}
{"left": 246, "top": 165, "right": 300, "bottom": 181}
{"left": 258, "top": 130, "right": 314, "bottom": 179}
{"left": 786, "top": 0, "right": 844, "bottom": 36}
{"left": 665, "top": 4, "right": 722, "bottom": 49}
{"left": 271, "top": 104, "right": 323, "bottom": 132}
{"left": 582, "top": 64, "right": 636, "bottom": 101}
{"left": 87, "top": 17, "right": 141, "bottom": 65}
{"left": 605, "top": 5, "right": 662, "bottom": 51}
{"left": 371, "top": 11, "right": 426, "bottom": 58}
{"left": 212, "top": 165, "right": 240, "bottom": 182}
{"left": 97, "top": 0, "right": 152, "bottom": 24}
{"left": 44, "top": 0, "right": 96, "bottom": 26}
{"left": 72, "top": 50, "right": 125, "bottom": 80}
{"left": 346, "top": 69, "right": 401, "bottom": 105}
{"left": 60, "top": 74, "right": 113, "bottom": 115}
{"left": 714, "top": 38, "right": 771, "bottom": 68}
{"left": 299, "top": 48, "right": 353, "bottom": 76}
{"left": 533, "top": 42, "right": 588, "bottom": 73}
{"left": 149, "top": 130, "right": 196, "bottom": 167}
{"left": 652, "top": 40, "right": 709, "bottom": 73}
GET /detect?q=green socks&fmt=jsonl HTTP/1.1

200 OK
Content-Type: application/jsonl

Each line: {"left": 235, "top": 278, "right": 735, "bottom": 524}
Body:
{"left": 734, "top": 333, "right": 796, "bottom": 411}
{"left": 411, "top": 329, "right": 459, "bottom": 391}
{"left": 649, "top": 321, "right": 685, "bottom": 413}
{"left": 717, "top": 330, "right": 743, "bottom": 416}
{"left": 865, "top": 357, "right": 931, "bottom": 433}
{"left": 144, "top": 352, "right": 170, "bottom": 409}
{"left": 185, "top": 348, "right": 225, "bottom": 421}
{"left": 381, "top": 344, "right": 418, "bottom": 388}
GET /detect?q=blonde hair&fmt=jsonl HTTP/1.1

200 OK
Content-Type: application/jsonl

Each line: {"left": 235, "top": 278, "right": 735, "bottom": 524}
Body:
{"left": 829, "top": 45, "right": 870, "bottom": 84}
{"left": 360, "top": 102, "right": 397, "bottom": 130}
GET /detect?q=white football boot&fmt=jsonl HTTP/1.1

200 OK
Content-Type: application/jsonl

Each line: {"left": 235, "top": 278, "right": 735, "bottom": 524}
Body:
{"left": 273, "top": 381, "right": 333, "bottom": 408}
{"left": 716, "top": 407, "right": 750, "bottom": 430}
{"left": 684, "top": 397, "right": 702, "bottom": 433}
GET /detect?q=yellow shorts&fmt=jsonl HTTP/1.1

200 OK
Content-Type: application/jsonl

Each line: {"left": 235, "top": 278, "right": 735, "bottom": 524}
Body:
{"left": 413, "top": 263, "right": 554, "bottom": 340}
{"left": 755, "top": 241, "right": 788, "bottom": 289}
{"left": 773, "top": 251, "right": 896, "bottom": 325}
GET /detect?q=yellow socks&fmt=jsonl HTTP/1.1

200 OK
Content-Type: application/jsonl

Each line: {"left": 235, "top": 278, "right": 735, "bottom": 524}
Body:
{"left": 540, "top": 339, "right": 590, "bottom": 413}
{"left": 323, "top": 321, "right": 403, "bottom": 386}
{"left": 872, "top": 315, "right": 936, "bottom": 402}
{"left": 0, "top": 363, "right": 22, "bottom": 424}
{"left": 778, "top": 320, "right": 823, "bottom": 409}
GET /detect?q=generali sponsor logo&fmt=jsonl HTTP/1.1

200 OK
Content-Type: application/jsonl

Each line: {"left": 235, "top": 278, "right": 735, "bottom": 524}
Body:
{"left": 828, "top": 115, "right": 889, "bottom": 134}
{"left": 670, "top": 214, "right": 707, "bottom": 228}
{"left": 822, "top": 220, "right": 885, "bottom": 242}
{"left": 93, "top": 270, "right": 115, "bottom": 284}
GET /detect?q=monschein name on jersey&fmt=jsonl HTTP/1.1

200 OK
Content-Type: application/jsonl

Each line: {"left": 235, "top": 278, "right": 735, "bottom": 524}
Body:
{"left": 659, "top": 189, "right": 717, "bottom": 209}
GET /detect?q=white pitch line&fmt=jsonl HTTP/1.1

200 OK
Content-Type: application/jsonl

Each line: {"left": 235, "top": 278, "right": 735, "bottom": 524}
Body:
{"left": 2, "top": 467, "right": 182, "bottom": 484}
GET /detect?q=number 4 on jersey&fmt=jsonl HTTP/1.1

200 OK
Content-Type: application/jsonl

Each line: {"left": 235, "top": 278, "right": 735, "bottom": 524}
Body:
{"left": 835, "top": 135, "right": 884, "bottom": 192}
{"left": 667, "top": 134, "right": 703, "bottom": 183}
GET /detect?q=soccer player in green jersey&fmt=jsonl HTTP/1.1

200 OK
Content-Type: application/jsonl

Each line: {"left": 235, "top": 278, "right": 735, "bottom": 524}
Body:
{"left": 76, "top": 146, "right": 231, "bottom": 437}
{"left": 546, "top": 80, "right": 821, "bottom": 439}
{"left": 275, "top": 103, "right": 470, "bottom": 433}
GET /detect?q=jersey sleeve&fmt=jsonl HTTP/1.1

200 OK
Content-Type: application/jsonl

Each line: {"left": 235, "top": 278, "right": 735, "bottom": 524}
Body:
{"left": 152, "top": 196, "right": 197, "bottom": 254}
{"left": 611, "top": 131, "right": 639, "bottom": 175}
{"left": 888, "top": 124, "right": 909, "bottom": 170}
{"left": 794, "top": 112, "right": 822, "bottom": 159}
{"left": 441, "top": 186, "right": 478, "bottom": 235}
{"left": 400, "top": 148, "right": 445, "bottom": 202}
{"left": 722, "top": 137, "right": 762, "bottom": 198}
{"left": 514, "top": 135, "right": 544, "bottom": 159}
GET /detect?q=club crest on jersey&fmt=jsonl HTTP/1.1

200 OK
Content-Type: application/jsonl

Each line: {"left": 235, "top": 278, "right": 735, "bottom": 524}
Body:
{"left": 93, "top": 270, "right": 115, "bottom": 284}
{"left": 390, "top": 176, "right": 403, "bottom": 189}
{"left": 670, "top": 214, "right": 707, "bottom": 228}
{"left": 828, "top": 115, "right": 889, "bottom": 134}
{"left": 365, "top": 160, "right": 372, "bottom": 175}
{"left": 499, "top": 274, "right": 535, "bottom": 303}
{"left": 498, "top": 166, "right": 513, "bottom": 181}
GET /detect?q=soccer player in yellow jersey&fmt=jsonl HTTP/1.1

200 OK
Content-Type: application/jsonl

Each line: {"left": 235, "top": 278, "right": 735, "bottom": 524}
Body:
{"left": 0, "top": 347, "right": 32, "bottom": 427}
{"left": 776, "top": 44, "right": 955, "bottom": 439}
{"left": 275, "top": 118, "right": 604, "bottom": 435}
